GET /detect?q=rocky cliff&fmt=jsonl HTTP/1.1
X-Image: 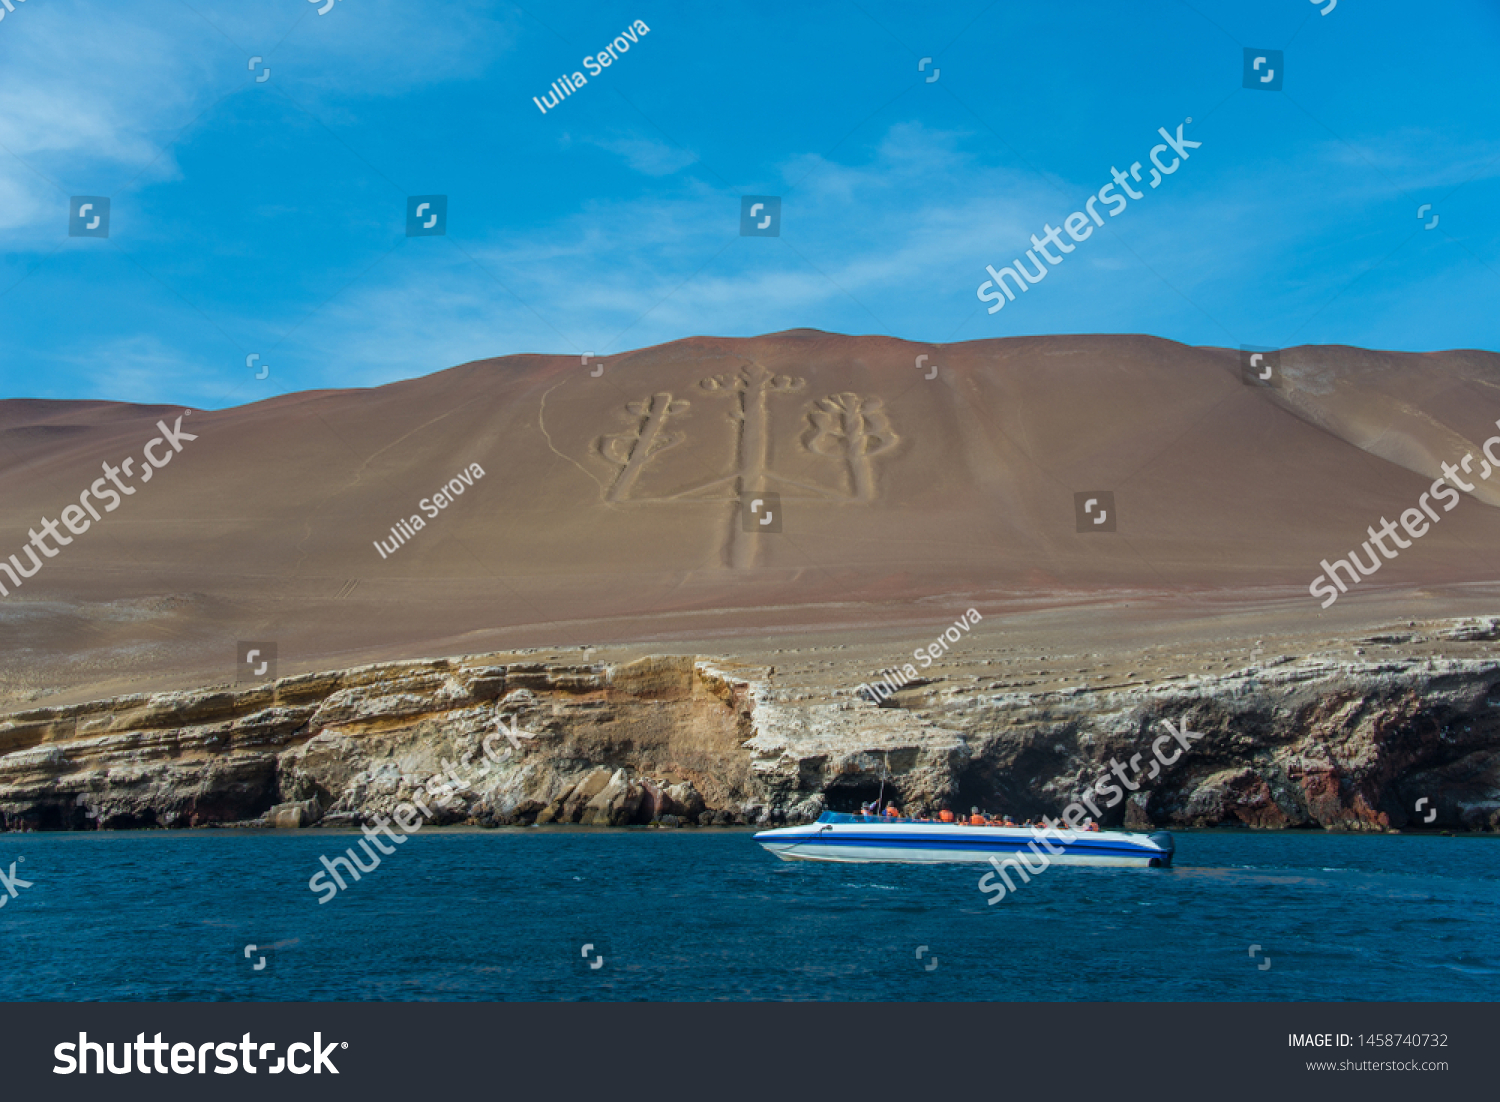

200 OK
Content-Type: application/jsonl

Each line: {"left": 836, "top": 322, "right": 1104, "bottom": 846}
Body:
{"left": 1, "top": 619, "right": 1497, "bottom": 833}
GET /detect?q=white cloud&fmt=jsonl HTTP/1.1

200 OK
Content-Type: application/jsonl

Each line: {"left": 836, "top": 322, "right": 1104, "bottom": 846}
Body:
{"left": 582, "top": 134, "right": 698, "bottom": 177}
{"left": 46, "top": 333, "right": 238, "bottom": 408}
{"left": 250, "top": 123, "right": 1062, "bottom": 381}
{"left": 0, "top": 0, "right": 521, "bottom": 244}
{"left": 4, "top": 1, "right": 1494, "bottom": 412}
{"left": 0, "top": 10, "right": 200, "bottom": 236}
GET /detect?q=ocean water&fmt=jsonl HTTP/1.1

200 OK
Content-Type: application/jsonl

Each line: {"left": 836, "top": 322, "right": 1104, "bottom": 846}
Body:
{"left": 0, "top": 828, "right": 1494, "bottom": 1001}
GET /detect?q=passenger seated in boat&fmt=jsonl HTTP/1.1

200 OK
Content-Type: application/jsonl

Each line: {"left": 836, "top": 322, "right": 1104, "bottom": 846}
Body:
{"left": 969, "top": 807, "right": 986, "bottom": 826}
{"left": 883, "top": 803, "right": 901, "bottom": 818}
{"left": 1001, "top": 815, "right": 1016, "bottom": 827}
{"left": 938, "top": 807, "right": 955, "bottom": 822}
{"left": 1086, "top": 820, "right": 1100, "bottom": 831}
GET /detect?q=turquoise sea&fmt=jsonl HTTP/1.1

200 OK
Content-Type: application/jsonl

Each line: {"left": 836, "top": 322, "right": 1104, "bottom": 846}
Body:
{"left": 0, "top": 829, "right": 1494, "bottom": 1001}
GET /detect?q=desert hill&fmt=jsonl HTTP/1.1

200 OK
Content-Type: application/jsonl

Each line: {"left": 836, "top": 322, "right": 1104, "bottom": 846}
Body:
{"left": 2, "top": 330, "right": 1499, "bottom": 704}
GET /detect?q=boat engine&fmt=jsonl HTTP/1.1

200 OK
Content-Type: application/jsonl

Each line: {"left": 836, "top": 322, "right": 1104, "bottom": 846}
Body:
{"left": 1146, "top": 831, "right": 1175, "bottom": 867}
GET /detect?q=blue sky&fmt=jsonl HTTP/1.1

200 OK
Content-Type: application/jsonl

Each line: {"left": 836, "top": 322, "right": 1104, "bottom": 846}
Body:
{"left": 2, "top": 0, "right": 1498, "bottom": 410}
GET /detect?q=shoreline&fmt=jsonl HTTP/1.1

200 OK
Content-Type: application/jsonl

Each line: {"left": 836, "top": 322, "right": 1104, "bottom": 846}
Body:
{"left": 3, "top": 823, "right": 1493, "bottom": 838}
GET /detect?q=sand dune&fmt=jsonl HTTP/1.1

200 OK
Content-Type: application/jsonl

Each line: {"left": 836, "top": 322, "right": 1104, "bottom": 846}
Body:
{"left": 2, "top": 331, "right": 1498, "bottom": 703}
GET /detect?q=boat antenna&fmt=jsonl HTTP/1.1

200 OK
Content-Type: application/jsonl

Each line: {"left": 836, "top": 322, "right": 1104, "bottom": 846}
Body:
{"left": 875, "top": 748, "right": 888, "bottom": 812}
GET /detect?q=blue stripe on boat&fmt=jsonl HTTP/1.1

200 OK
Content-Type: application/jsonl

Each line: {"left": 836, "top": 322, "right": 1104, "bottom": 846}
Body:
{"left": 764, "top": 834, "right": 1160, "bottom": 857}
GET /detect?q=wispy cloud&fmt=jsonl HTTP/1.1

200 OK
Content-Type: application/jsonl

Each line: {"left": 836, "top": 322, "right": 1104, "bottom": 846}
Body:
{"left": 48, "top": 333, "right": 238, "bottom": 408}
{"left": 1, "top": 0, "right": 1497, "bottom": 411}
{"left": 577, "top": 133, "right": 699, "bottom": 176}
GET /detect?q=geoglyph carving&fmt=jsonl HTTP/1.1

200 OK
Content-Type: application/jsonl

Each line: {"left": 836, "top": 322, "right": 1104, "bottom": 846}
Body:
{"left": 805, "top": 392, "right": 898, "bottom": 502}
{"left": 592, "top": 362, "right": 901, "bottom": 566}
{"left": 597, "top": 392, "right": 691, "bottom": 503}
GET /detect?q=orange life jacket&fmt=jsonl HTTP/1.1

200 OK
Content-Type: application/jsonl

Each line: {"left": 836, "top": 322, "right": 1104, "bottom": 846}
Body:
{"left": 938, "top": 810, "right": 954, "bottom": 822}
{"left": 970, "top": 814, "right": 985, "bottom": 826}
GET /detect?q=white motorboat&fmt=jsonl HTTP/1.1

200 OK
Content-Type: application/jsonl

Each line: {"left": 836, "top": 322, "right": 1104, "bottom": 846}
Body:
{"left": 755, "top": 812, "right": 1174, "bottom": 867}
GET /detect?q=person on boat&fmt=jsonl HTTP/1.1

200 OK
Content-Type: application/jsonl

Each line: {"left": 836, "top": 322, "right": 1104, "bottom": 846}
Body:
{"left": 968, "top": 807, "right": 986, "bottom": 826}
{"left": 938, "top": 806, "right": 955, "bottom": 822}
{"left": 1087, "top": 820, "right": 1100, "bottom": 832}
{"left": 1001, "top": 814, "right": 1016, "bottom": 827}
{"left": 883, "top": 802, "right": 901, "bottom": 819}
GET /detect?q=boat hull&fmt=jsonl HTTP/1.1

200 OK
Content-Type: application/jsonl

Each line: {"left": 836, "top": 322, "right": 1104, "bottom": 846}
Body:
{"left": 754, "top": 822, "right": 1173, "bottom": 868}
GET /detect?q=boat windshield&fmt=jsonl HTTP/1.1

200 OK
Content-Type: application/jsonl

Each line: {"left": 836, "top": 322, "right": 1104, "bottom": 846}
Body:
{"left": 818, "top": 811, "right": 925, "bottom": 824}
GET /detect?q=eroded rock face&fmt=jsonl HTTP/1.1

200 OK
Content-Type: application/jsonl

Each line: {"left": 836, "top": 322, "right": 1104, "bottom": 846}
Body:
{"left": 1, "top": 625, "right": 1497, "bottom": 832}
{"left": 0, "top": 656, "right": 753, "bottom": 831}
